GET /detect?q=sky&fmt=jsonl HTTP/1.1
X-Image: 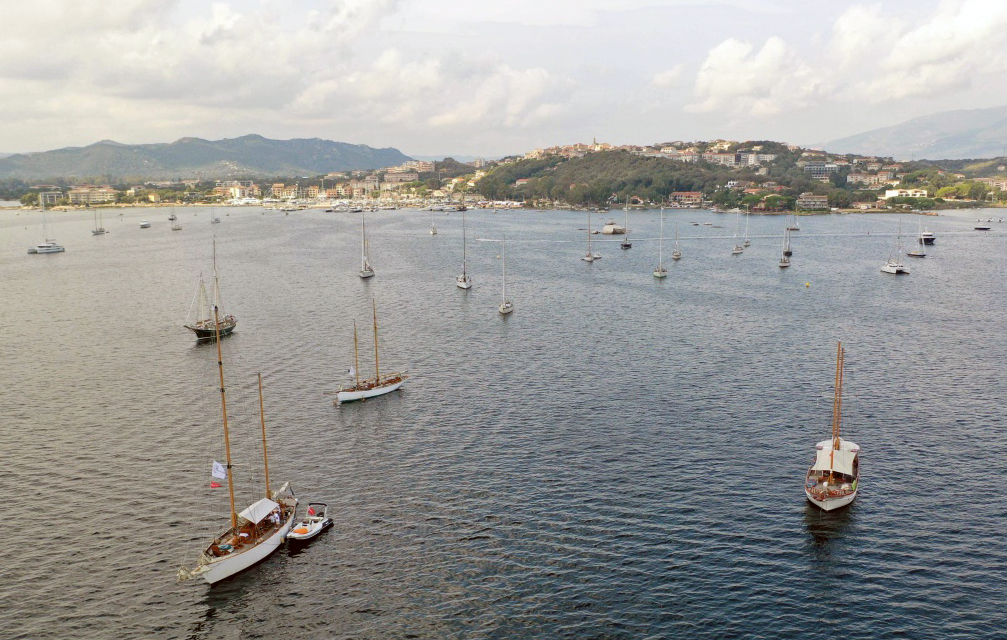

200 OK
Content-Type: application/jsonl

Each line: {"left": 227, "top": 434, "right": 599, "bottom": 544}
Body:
{"left": 2, "top": 0, "right": 1006, "bottom": 157}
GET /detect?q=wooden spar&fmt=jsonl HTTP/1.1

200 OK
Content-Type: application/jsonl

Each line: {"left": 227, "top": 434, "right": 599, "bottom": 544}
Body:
{"left": 214, "top": 305, "right": 237, "bottom": 530}
{"left": 830, "top": 342, "right": 845, "bottom": 471}
{"left": 352, "top": 321, "right": 360, "bottom": 387}
{"left": 257, "top": 373, "right": 271, "bottom": 500}
{"left": 372, "top": 299, "right": 380, "bottom": 381}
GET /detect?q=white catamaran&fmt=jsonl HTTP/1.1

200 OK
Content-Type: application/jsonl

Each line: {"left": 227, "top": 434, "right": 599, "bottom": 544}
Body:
{"left": 334, "top": 301, "right": 408, "bottom": 403}
{"left": 28, "top": 199, "right": 65, "bottom": 254}
{"left": 805, "top": 342, "right": 861, "bottom": 511}
{"left": 178, "top": 321, "right": 297, "bottom": 585}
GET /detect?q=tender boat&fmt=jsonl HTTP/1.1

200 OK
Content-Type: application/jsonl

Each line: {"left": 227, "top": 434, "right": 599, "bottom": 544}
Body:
{"left": 287, "top": 503, "right": 333, "bottom": 541}
{"left": 805, "top": 342, "right": 860, "bottom": 511}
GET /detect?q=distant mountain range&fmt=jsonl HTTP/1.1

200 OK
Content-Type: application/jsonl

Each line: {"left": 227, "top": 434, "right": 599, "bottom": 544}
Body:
{"left": 0, "top": 135, "right": 412, "bottom": 181}
{"left": 823, "top": 106, "right": 1007, "bottom": 160}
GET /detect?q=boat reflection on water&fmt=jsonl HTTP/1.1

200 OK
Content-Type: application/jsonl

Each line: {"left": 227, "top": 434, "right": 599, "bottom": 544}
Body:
{"left": 804, "top": 502, "right": 856, "bottom": 561}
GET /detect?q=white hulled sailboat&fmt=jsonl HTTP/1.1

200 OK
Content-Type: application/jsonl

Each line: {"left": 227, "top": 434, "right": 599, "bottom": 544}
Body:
{"left": 359, "top": 210, "right": 374, "bottom": 279}
{"left": 499, "top": 237, "right": 514, "bottom": 314}
{"left": 178, "top": 325, "right": 297, "bottom": 585}
{"left": 456, "top": 209, "right": 472, "bottom": 289}
{"left": 334, "top": 300, "right": 408, "bottom": 403}
{"left": 654, "top": 209, "right": 668, "bottom": 278}
{"left": 805, "top": 342, "right": 860, "bottom": 511}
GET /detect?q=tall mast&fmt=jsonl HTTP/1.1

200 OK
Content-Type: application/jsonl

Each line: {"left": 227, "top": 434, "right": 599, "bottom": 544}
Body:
{"left": 587, "top": 214, "right": 592, "bottom": 253}
{"left": 214, "top": 306, "right": 237, "bottom": 529}
{"left": 658, "top": 208, "right": 665, "bottom": 267}
{"left": 257, "top": 373, "right": 271, "bottom": 500}
{"left": 501, "top": 237, "right": 507, "bottom": 303}
{"left": 352, "top": 321, "right": 361, "bottom": 387}
{"left": 461, "top": 210, "right": 467, "bottom": 277}
{"left": 360, "top": 211, "right": 367, "bottom": 270}
{"left": 831, "top": 341, "right": 845, "bottom": 449}
{"left": 372, "top": 299, "right": 380, "bottom": 381}
{"left": 211, "top": 238, "right": 223, "bottom": 314}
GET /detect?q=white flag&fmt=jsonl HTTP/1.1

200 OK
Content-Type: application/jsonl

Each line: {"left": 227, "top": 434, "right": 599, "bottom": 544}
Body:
{"left": 211, "top": 461, "right": 227, "bottom": 480}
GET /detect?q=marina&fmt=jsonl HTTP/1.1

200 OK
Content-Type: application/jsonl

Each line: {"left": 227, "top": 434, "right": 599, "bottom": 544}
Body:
{"left": 2, "top": 203, "right": 1006, "bottom": 638}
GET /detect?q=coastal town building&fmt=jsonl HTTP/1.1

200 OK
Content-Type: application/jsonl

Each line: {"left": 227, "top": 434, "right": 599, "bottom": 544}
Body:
{"left": 68, "top": 186, "right": 116, "bottom": 205}
{"left": 884, "top": 188, "right": 928, "bottom": 199}
{"left": 796, "top": 192, "right": 829, "bottom": 210}
{"left": 670, "top": 191, "right": 703, "bottom": 206}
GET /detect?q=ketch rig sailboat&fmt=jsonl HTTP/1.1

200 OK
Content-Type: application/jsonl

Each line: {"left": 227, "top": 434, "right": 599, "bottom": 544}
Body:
{"left": 184, "top": 240, "right": 237, "bottom": 339}
{"left": 177, "top": 322, "right": 297, "bottom": 585}
{"left": 334, "top": 301, "right": 408, "bottom": 403}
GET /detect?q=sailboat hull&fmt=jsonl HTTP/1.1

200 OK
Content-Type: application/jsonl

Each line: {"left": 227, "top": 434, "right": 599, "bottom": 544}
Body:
{"left": 336, "top": 377, "right": 406, "bottom": 403}
{"left": 805, "top": 487, "right": 858, "bottom": 511}
{"left": 195, "top": 514, "right": 295, "bottom": 584}
{"left": 186, "top": 317, "right": 237, "bottom": 339}
{"left": 456, "top": 276, "right": 472, "bottom": 289}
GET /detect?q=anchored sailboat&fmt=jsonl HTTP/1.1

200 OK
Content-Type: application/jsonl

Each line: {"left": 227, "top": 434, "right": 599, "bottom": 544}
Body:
{"left": 359, "top": 210, "right": 374, "bottom": 278}
{"left": 28, "top": 198, "right": 65, "bottom": 254}
{"left": 499, "top": 236, "right": 514, "bottom": 314}
{"left": 779, "top": 227, "right": 792, "bottom": 268}
{"left": 672, "top": 221, "right": 682, "bottom": 260}
{"left": 92, "top": 208, "right": 106, "bottom": 235}
{"left": 456, "top": 209, "right": 472, "bottom": 289}
{"left": 334, "top": 301, "right": 408, "bottom": 403}
{"left": 177, "top": 324, "right": 297, "bottom": 585}
{"left": 654, "top": 209, "right": 668, "bottom": 278}
{"left": 184, "top": 240, "right": 237, "bottom": 339}
{"left": 805, "top": 342, "right": 861, "bottom": 511}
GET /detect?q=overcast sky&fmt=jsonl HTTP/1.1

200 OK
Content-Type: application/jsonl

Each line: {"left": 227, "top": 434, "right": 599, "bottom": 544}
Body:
{"left": 2, "top": 0, "right": 1004, "bottom": 157}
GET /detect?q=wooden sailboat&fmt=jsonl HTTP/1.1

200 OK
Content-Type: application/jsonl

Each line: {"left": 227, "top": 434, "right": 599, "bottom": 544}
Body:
{"left": 334, "top": 301, "right": 408, "bottom": 403}
{"left": 805, "top": 342, "right": 861, "bottom": 511}
{"left": 178, "top": 317, "right": 297, "bottom": 585}
{"left": 184, "top": 240, "right": 237, "bottom": 339}
{"left": 456, "top": 209, "right": 472, "bottom": 289}
{"left": 499, "top": 237, "right": 514, "bottom": 314}
{"left": 654, "top": 209, "right": 668, "bottom": 278}
{"left": 359, "top": 210, "right": 375, "bottom": 278}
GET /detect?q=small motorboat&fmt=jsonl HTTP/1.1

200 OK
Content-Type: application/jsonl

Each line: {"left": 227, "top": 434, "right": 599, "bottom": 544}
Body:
{"left": 286, "top": 503, "right": 332, "bottom": 542}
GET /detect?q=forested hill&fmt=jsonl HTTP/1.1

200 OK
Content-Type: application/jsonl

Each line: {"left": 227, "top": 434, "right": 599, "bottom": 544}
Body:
{"left": 476, "top": 147, "right": 812, "bottom": 206}
{"left": 0, "top": 135, "right": 411, "bottom": 181}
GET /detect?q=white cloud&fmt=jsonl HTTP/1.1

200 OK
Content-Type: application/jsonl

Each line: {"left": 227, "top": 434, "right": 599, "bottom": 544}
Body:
{"left": 651, "top": 65, "right": 685, "bottom": 89}
{"left": 686, "top": 37, "right": 819, "bottom": 116}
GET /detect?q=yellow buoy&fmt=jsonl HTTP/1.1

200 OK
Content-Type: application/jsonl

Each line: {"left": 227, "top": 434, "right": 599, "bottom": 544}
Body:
{"left": 805, "top": 283, "right": 810, "bottom": 287}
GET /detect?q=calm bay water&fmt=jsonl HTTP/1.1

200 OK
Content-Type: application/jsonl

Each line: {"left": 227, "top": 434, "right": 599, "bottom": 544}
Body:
{"left": 1, "top": 205, "right": 1005, "bottom": 639}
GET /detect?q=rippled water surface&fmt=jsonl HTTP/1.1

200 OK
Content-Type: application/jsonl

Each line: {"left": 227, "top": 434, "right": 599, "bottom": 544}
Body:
{"left": 1, "top": 206, "right": 1005, "bottom": 639}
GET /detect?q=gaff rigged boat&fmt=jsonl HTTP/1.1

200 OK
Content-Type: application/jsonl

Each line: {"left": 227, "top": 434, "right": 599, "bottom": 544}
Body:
{"left": 177, "top": 326, "right": 297, "bottom": 585}
{"left": 184, "top": 240, "right": 237, "bottom": 339}
{"left": 334, "top": 301, "right": 408, "bottom": 403}
{"left": 805, "top": 342, "right": 861, "bottom": 511}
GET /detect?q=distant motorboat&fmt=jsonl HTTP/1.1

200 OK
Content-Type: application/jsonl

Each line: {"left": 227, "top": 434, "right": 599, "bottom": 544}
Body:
{"left": 920, "top": 228, "right": 935, "bottom": 244}
{"left": 140, "top": 220, "right": 151, "bottom": 228}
